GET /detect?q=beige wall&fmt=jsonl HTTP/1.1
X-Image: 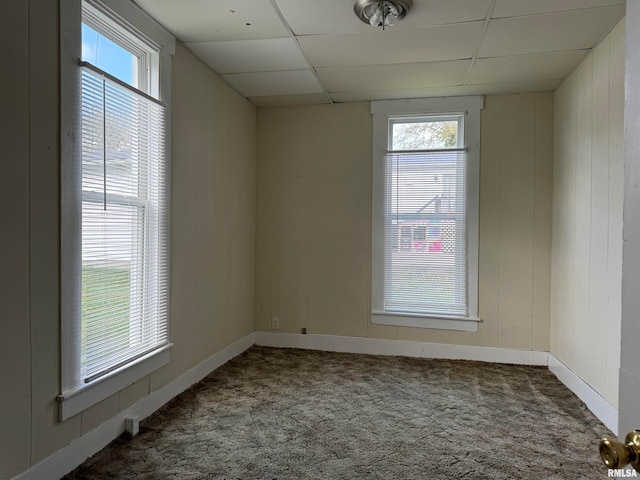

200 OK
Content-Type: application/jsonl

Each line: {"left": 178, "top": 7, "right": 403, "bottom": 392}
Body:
{"left": 0, "top": 3, "right": 256, "bottom": 477}
{"left": 1, "top": 2, "right": 32, "bottom": 478}
{"left": 255, "top": 103, "right": 373, "bottom": 338}
{"left": 255, "top": 93, "right": 552, "bottom": 351}
{"left": 550, "top": 19, "right": 625, "bottom": 408}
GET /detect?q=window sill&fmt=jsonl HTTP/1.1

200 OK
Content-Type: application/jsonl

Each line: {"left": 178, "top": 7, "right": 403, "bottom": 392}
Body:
{"left": 371, "top": 311, "right": 480, "bottom": 332}
{"left": 57, "top": 344, "right": 172, "bottom": 421}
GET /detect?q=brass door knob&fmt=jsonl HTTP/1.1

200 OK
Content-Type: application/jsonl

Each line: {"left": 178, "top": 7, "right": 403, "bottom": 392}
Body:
{"left": 600, "top": 431, "right": 640, "bottom": 471}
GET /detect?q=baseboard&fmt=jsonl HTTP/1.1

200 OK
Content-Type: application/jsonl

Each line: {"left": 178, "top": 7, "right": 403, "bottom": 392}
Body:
{"left": 254, "top": 331, "right": 549, "bottom": 366}
{"left": 13, "top": 332, "right": 256, "bottom": 480}
{"left": 548, "top": 353, "right": 618, "bottom": 435}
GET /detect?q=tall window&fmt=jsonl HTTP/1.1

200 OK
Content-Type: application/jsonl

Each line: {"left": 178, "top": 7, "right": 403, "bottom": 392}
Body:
{"left": 371, "top": 98, "right": 482, "bottom": 332}
{"left": 59, "top": 0, "right": 174, "bottom": 420}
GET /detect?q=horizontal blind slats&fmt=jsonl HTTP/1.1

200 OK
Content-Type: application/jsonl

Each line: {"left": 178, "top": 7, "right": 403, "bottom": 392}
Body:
{"left": 80, "top": 66, "right": 168, "bottom": 383}
{"left": 384, "top": 151, "right": 468, "bottom": 316}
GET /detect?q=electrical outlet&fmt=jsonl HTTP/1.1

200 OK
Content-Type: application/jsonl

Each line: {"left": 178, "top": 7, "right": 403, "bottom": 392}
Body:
{"left": 271, "top": 317, "right": 280, "bottom": 330}
{"left": 301, "top": 327, "right": 307, "bottom": 334}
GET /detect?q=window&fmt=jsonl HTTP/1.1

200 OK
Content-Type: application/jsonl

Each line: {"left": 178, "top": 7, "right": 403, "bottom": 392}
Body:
{"left": 371, "top": 97, "right": 483, "bottom": 332}
{"left": 59, "top": 0, "right": 175, "bottom": 421}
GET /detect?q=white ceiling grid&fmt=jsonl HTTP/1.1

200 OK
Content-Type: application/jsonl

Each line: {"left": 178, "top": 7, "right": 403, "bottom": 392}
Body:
{"left": 134, "top": 0, "right": 625, "bottom": 106}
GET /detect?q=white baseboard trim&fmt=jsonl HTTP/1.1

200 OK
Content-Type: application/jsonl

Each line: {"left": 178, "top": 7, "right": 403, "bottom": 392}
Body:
{"left": 254, "top": 331, "right": 549, "bottom": 366}
{"left": 13, "top": 332, "right": 255, "bottom": 480}
{"left": 548, "top": 353, "right": 618, "bottom": 435}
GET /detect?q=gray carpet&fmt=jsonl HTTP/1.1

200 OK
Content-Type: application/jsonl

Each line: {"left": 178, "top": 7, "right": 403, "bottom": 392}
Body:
{"left": 64, "top": 346, "right": 613, "bottom": 479}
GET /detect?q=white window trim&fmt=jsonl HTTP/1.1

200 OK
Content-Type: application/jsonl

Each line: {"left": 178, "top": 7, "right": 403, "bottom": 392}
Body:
{"left": 370, "top": 97, "right": 483, "bottom": 332}
{"left": 57, "top": 346, "right": 171, "bottom": 421}
{"left": 59, "top": 0, "right": 175, "bottom": 421}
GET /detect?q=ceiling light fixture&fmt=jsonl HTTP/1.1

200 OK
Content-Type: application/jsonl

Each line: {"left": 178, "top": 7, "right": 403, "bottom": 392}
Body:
{"left": 354, "top": 0, "right": 412, "bottom": 30}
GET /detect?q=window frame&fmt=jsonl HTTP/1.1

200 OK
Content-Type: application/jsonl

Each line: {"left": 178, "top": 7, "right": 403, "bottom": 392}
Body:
{"left": 370, "top": 97, "right": 483, "bottom": 332}
{"left": 59, "top": 0, "right": 175, "bottom": 421}
{"left": 388, "top": 114, "right": 464, "bottom": 151}
{"left": 82, "top": 0, "right": 159, "bottom": 96}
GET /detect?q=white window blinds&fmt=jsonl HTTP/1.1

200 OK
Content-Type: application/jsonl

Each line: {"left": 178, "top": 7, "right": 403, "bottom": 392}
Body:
{"left": 80, "top": 64, "right": 168, "bottom": 383}
{"left": 383, "top": 150, "right": 468, "bottom": 317}
{"left": 370, "top": 97, "right": 481, "bottom": 331}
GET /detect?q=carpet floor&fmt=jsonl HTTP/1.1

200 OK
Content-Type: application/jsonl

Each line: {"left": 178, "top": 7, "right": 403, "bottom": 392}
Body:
{"left": 64, "top": 346, "right": 613, "bottom": 479}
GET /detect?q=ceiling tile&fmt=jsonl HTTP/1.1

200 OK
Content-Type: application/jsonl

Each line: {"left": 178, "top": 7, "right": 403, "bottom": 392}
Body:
{"left": 222, "top": 70, "right": 324, "bottom": 97}
{"left": 186, "top": 38, "right": 309, "bottom": 74}
{"left": 479, "top": 6, "right": 625, "bottom": 58}
{"left": 134, "top": 0, "right": 290, "bottom": 42}
{"left": 250, "top": 93, "right": 332, "bottom": 107}
{"left": 317, "top": 60, "right": 471, "bottom": 92}
{"left": 298, "top": 22, "right": 484, "bottom": 68}
{"left": 469, "top": 50, "right": 589, "bottom": 85}
{"left": 275, "top": 0, "right": 381, "bottom": 35}
{"left": 463, "top": 79, "right": 562, "bottom": 96}
{"left": 275, "top": 0, "right": 492, "bottom": 35}
{"left": 493, "top": 0, "right": 624, "bottom": 19}
{"left": 330, "top": 87, "right": 464, "bottom": 103}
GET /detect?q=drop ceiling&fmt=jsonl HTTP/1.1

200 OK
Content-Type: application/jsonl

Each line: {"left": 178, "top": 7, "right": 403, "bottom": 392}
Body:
{"left": 134, "top": 0, "right": 625, "bottom": 107}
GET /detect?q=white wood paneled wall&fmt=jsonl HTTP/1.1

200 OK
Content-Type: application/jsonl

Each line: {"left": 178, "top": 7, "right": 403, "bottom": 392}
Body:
{"left": 1, "top": 2, "right": 32, "bottom": 478}
{"left": 255, "top": 93, "right": 553, "bottom": 352}
{"left": 471, "top": 93, "right": 552, "bottom": 352}
{"left": 551, "top": 19, "right": 625, "bottom": 408}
